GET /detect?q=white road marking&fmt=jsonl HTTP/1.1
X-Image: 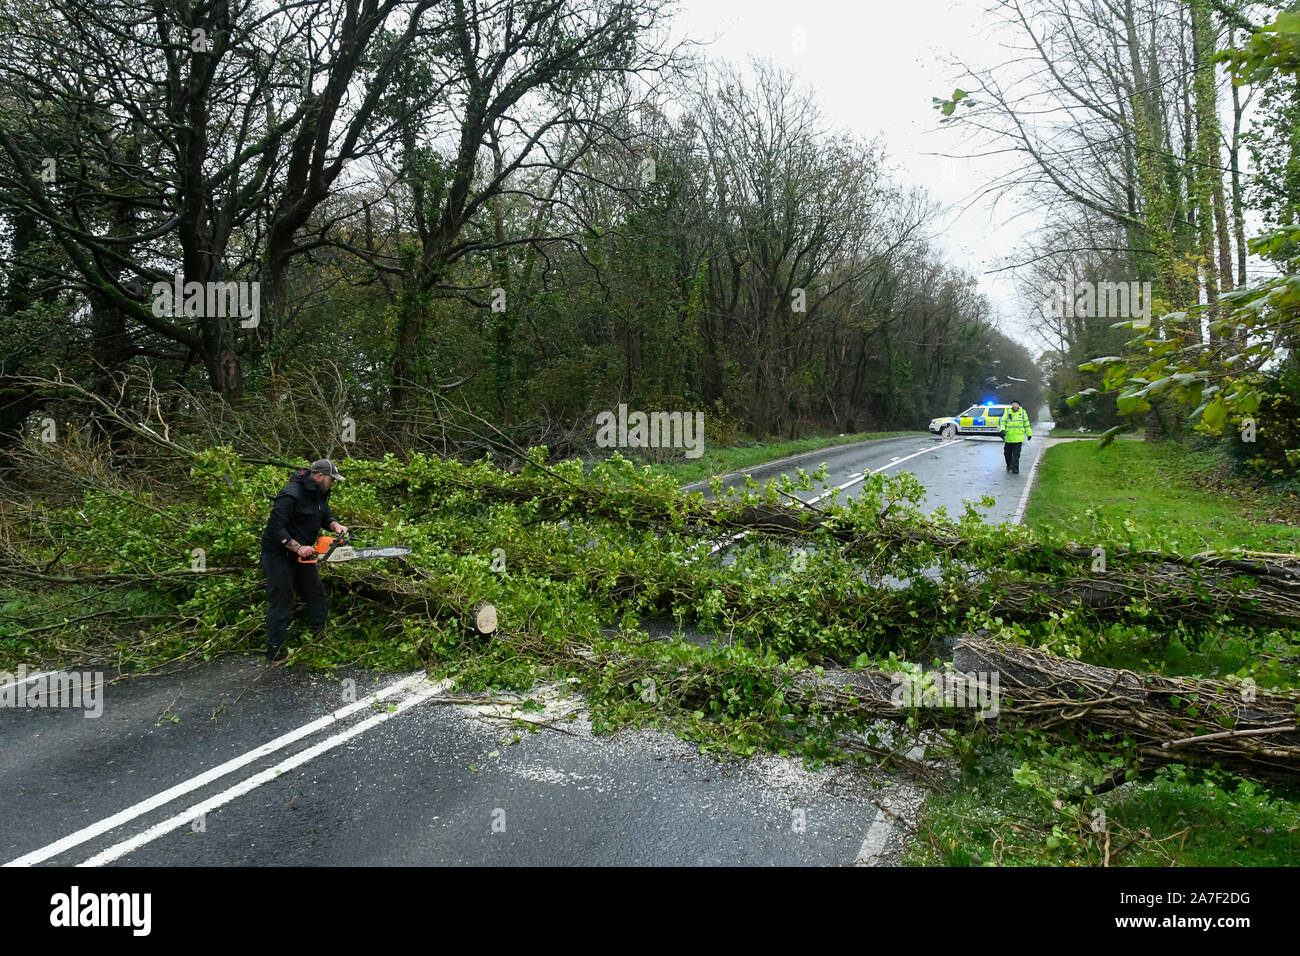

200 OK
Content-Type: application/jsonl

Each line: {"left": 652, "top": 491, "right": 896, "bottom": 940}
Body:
{"left": 854, "top": 746, "right": 925, "bottom": 865}
{"left": 676, "top": 436, "right": 915, "bottom": 491}
{"left": 806, "top": 440, "right": 963, "bottom": 505}
{"left": 701, "top": 440, "right": 963, "bottom": 557}
{"left": 4, "top": 672, "right": 428, "bottom": 867}
{"left": 1011, "top": 442, "right": 1047, "bottom": 525}
{"left": 706, "top": 530, "right": 749, "bottom": 557}
{"left": 78, "top": 676, "right": 453, "bottom": 866}
{"left": 1010, "top": 429, "right": 1067, "bottom": 525}
{"left": 854, "top": 805, "right": 900, "bottom": 864}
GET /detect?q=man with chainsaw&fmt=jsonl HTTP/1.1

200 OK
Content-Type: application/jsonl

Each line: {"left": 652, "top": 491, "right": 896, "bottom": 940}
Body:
{"left": 260, "top": 459, "right": 349, "bottom": 662}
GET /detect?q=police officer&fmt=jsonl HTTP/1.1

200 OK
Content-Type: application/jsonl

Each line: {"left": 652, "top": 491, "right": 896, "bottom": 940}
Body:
{"left": 1002, "top": 401, "right": 1032, "bottom": 475}
{"left": 260, "top": 459, "right": 349, "bottom": 662}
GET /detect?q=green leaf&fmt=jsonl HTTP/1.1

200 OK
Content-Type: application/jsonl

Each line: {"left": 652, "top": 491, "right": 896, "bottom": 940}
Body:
{"left": 1116, "top": 392, "right": 1146, "bottom": 415}
{"left": 1275, "top": 10, "right": 1300, "bottom": 32}
{"left": 1201, "top": 398, "right": 1229, "bottom": 430}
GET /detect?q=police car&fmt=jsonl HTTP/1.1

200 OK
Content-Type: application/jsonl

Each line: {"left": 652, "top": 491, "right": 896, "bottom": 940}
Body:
{"left": 929, "top": 401, "right": 1011, "bottom": 439}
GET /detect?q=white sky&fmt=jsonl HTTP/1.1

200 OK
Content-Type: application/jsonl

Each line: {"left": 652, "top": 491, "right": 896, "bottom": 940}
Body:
{"left": 665, "top": 0, "right": 1067, "bottom": 353}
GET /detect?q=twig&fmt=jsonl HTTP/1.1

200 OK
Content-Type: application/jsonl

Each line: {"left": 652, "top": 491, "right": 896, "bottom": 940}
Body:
{"left": 41, "top": 546, "right": 68, "bottom": 574}
{"left": 1161, "top": 725, "right": 1298, "bottom": 749}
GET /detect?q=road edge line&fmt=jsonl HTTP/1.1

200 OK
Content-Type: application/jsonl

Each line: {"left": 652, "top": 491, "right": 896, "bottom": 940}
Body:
{"left": 1012, "top": 432, "right": 1072, "bottom": 526}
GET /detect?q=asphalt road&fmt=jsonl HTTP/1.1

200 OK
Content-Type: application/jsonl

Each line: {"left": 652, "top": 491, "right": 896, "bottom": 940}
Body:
{"left": 684, "top": 429, "right": 1051, "bottom": 523}
{"left": 1, "top": 428, "right": 1048, "bottom": 867}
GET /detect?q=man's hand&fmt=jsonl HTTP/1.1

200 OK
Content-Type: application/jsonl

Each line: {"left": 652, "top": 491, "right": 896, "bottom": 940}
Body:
{"left": 331, "top": 522, "right": 349, "bottom": 537}
{"left": 297, "top": 544, "right": 317, "bottom": 559}
{"left": 1026, "top": 435, "right": 1032, "bottom": 441}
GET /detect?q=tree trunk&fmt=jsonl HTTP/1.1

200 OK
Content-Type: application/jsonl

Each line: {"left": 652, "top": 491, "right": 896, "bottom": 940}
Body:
{"left": 952, "top": 636, "right": 1300, "bottom": 785}
{"left": 1191, "top": 0, "right": 1221, "bottom": 333}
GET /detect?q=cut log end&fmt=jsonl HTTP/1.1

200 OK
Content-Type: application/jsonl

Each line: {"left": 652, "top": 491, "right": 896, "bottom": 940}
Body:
{"left": 473, "top": 602, "right": 499, "bottom": 635}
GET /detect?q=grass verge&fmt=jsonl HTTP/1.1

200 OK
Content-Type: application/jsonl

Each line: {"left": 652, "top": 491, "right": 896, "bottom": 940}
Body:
{"left": 907, "top": 437, "right": 1300, "bottom": 866}
{"left": 1026, "top": 439, "right": 1300, "bottom": 553}
{"left": 904, "top": 742, "right": 1300, "bottom": 866}
{"left": 1041, "top": 429, "right": 1142, "bottom": 440}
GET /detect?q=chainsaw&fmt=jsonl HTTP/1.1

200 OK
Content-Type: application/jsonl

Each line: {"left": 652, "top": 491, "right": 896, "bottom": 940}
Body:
{"left": 297, "top": 533, "right": 412, "bottom": 564}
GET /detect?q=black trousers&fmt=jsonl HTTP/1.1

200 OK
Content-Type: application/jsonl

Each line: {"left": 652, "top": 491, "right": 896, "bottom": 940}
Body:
{"left": 260, "top": 551, "right": 328, "bottom": 650}
{"left": 1003, "top": 440, "right": 1024, "bottom": 471}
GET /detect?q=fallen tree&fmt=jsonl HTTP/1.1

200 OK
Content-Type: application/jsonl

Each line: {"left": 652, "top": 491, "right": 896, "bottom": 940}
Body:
{"left": 347, "top": 451, "right": 1300, "bottom": 629}
{"left": 3, "top": 376, "right": 1298, "bottom": 788}
{"left": 540, "top": 629, "right": 1300, "bottom": 786}
{"left": 949, "top": 637, "right": 1300, "bottom": 785}
{"left": 8, "top": 372, "right": 1298, "bottom": 634}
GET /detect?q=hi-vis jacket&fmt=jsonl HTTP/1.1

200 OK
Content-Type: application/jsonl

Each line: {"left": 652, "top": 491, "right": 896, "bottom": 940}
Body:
{"left": 1002, "top": 408, "right": 1032, "bottom": 443}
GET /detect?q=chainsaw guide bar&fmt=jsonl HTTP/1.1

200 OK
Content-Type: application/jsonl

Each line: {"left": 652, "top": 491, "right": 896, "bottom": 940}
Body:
{"left": 323, "top": 545, "right": 413, "bottom": 562}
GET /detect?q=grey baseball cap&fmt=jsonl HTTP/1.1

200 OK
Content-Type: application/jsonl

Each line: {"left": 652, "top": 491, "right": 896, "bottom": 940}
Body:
{"left": 310, "top": 458, "right": 344, "bottom": 481}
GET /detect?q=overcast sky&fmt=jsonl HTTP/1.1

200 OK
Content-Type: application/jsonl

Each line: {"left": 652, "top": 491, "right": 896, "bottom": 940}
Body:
{"left": 667, "top": 0, "right": 1054, "bottom": 352}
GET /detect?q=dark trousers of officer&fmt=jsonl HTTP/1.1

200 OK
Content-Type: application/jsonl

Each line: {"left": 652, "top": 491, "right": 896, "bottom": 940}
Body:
{"left": 260, "top": 551, "right": 328, "bottom": 651}
{"left": 1003, "top": 440, "right": 1024, "bottom": 472}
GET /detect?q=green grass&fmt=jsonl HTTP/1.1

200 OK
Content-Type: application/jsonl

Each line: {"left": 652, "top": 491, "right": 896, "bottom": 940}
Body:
{"left": 1026, "top": 439, "right": 1300, "bottom": 554}
{"left": 906, "top": 437, "right": 1300, "bottom": 867}
{"left": 904, "top": 743, "right": 1300, "bottom": 867}
{"left": 1043, "top": 428, "right": 1142, "bottom": 440}
{"left": 623, "top": 430, "right": 926, "bottom": 485}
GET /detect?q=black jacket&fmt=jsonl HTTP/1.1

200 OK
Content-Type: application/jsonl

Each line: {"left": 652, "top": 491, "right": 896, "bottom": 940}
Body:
{"left": 261, "top": 470, "right": 337, "bottom": 556}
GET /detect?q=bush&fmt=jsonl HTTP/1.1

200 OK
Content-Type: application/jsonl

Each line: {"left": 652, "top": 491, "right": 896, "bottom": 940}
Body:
{"left": 1224, "top": 361, "right": 1300, "bottom": 483}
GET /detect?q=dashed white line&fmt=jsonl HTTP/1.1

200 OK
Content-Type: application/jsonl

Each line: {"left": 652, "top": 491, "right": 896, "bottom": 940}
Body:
{"left": 706, "top": 530, "right": 749, "bottom": 556}
{"left": 854, "top": 747, "right": 925, "bottom": 865}
{"left": 700, "top": 440, "right": 963, "bottom": 556}
{"left": 806, "top": 440, "right": 963, "bottom": 505}
{"left": 677, "top": 436, "right": 919, "bottom": 492}
{"left": 4, "top": 672, "right": 429, "bottom": 867}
